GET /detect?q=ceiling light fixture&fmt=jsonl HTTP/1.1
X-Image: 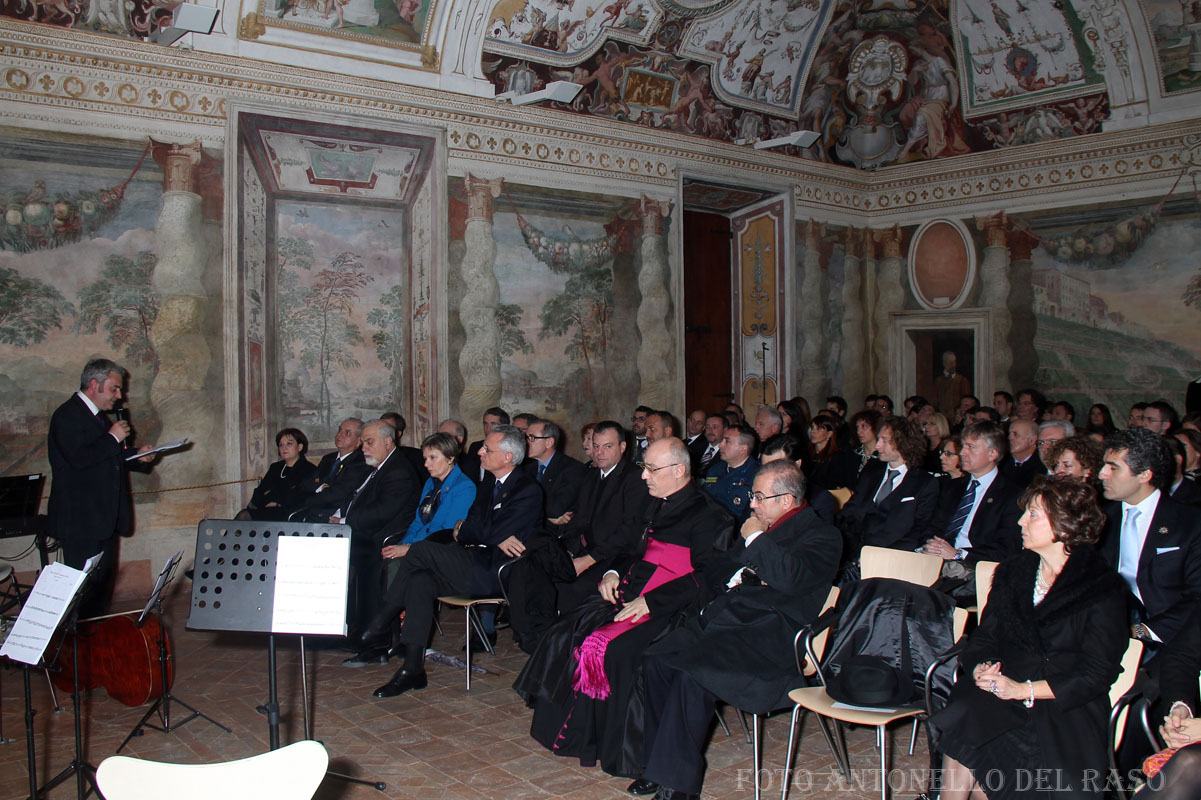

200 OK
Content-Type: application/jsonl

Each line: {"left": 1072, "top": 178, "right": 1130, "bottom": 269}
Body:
{"left": 151, "top": 4, "right": 220, "bottom": 46}
{"left": 752, "top": 130, "right": 821, "bottom": 150}
{"left": 495, "top": 81, "right": 584, "bottom": 106}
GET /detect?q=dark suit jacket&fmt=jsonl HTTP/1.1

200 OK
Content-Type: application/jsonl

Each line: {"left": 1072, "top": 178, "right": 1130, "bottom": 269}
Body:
{"left": 930, "top": 468, "right": 1023, "bottom": 565}
{"left": 294, "top": 449, "right": 370, "bottom": 520}
{"left": 399, "top": 445, "right": 429, "bottom": 483}
{"left": 555, "top": 458, "right": 651, "bottom": 567}
{"left": 47, "top": 393, "right": 145, "bottom": 561}
{"left": 1099, "top": 493, "right": 1201, "bottom": 646}
{"left": 1158, "top": 600, "right": 1201, "bottom": 711}
{"left": 456, "top": 467, "right": 544, "bottom": 594}
{"left": 652, "top": 505, "right": 842, "bottom": 714}
{"left": 459, "top": 440, "right": 484, "bottom": 485}
{"left": 838, "top": 461, "right": 941, "bottom": 556}
{"left": 344, "top": 448, "right": 421, "bottom": 549}
{"left": 1001, "top": 452, "right": 1045, "bottom": 489}
{"left": 524, "top": 451, "right": 587, "bottom": 521}
{"left": 1170, "top": 477, "right": 1201, "bottom": 509}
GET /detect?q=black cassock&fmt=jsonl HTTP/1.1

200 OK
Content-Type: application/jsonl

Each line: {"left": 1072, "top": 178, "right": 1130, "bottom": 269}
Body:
{"left": 514, "top": 483, "right": 732, "bottom": 778}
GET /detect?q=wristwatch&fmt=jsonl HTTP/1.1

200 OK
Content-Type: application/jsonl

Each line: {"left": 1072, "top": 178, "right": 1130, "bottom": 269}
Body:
{"left": 1131, "top": 623, "right": 1149, "bottom": 640}
{"left": 953, "top": 548, "right": 967, "bottom": 561}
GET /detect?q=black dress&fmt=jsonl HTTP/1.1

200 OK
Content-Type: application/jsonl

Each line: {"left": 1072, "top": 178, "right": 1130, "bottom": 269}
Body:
{"left": 514, "top": 484, "right": 731, "bottom": 778}
{"left": 930, "top": 545, "right": 1128, "bottom": 800}
{"left": 245, "top": 458, "right": 318, "bottom": 521}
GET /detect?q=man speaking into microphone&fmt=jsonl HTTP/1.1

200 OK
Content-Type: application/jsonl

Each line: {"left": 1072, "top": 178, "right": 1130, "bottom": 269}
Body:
{"left": 47, "top": 358, "right": 156, "bottom": 616}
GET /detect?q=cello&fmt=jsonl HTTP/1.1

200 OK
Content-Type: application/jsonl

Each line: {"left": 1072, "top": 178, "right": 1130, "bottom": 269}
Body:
{"left": 52, "top": 612, "right": 172, "bottom": 706}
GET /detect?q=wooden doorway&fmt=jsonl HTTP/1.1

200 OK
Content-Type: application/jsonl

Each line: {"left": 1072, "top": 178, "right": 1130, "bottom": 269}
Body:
{"left": 683, "top": 210, "right": 733, "bottom": 415}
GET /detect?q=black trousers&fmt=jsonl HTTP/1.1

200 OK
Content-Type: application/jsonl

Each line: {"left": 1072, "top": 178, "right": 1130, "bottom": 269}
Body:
{"left": 640, "top": 653, "right": 719, "bottom": 795}
{"left": 381, "top": 540, "right": 479, "bottom": 666}
{"left": 63, "top": 534, "right": 117, "bottom": 618}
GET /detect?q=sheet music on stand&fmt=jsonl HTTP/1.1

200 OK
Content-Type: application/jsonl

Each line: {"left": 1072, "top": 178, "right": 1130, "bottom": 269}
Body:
{"left": 137, "top": 550, "right": 183, "bottom": 626}
{"left": 1, "top": 555, "right": 100, "bottom": 666}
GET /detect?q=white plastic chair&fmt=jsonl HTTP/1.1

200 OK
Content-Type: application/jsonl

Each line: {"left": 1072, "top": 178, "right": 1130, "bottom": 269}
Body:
{"left": 96, "top": 740, "right": 329, "bottom": 800}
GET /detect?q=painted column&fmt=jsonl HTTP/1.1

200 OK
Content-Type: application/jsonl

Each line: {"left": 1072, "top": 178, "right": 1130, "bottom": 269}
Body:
{"left": 1007, "top": 228, "right": 1040, "bottom": 391}
{"left": 861, "top": 228, "right": 878, "bottom": 394}
{"left": 799, "top": 219, "right": 828, "bottom": 402}
{"left": 840, "top": 227, "right": 867, "bottom": 404}
{"left": 637, "top": 195, "right": 673, "bottom": 408}
{"left": 149, "top": 140, "right": 215, "bottom": 487}
{"left": 976, "top": 213, "right": 1014, "bottom": 394}
{"left": 872, "top": 225, "right": 904, "bottom": 396}
{"left": 457, "top": 174, "right": 504, "bottom": 429}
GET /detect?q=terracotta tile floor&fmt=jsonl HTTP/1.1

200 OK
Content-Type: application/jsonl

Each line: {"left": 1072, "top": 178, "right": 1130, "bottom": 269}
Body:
{"left": 1, "top": 590, "right": 935, "bottom": 799}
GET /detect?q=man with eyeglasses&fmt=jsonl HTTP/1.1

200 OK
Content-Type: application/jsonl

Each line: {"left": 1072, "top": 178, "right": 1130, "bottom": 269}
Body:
{"left": 628, "top": 461, "right": 841, "bottom": 800}
{"left": 1015, "top": 388, "right": 1046, "bottom": 423}
{"left": 523, "top": 419, "right": 586, "bottom": 525}
{"left": 517, "top": 437, "right": 734, "bottom": 777}
{"left": 702, "top": 422, "right": 759, "bottom": 524}
{"left": 630, "top": 405, "right": 653, "bottom": 462}
{"left": 509, "top": 421, "right": 652, "bottom": 653}
{"left": 1037, "top": 420, "right": 1074, "bottom": 466}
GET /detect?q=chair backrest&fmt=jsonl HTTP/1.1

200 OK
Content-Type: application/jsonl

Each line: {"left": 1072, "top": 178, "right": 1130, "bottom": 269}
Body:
{"left": 803, "top": 585, "right": 841, "bottom": 676}
{"left": 828, "top": 487, "right": 853, "bottom": 514}
{"left": 1109, "top": 638, "right": 1144, "bottom": 750}
{"left": 974, "top": 560, "right": 999, "bottom": 613}
{"left": 860, "top": 546, "right": 942, "bottom": 586}
{"left": 96, "top": 740, "right": 329, "bottom": 800}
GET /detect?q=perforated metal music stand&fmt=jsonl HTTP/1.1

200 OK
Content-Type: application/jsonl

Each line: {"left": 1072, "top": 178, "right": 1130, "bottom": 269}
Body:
{"left": 186, "top": 519, "right": 383, "bottom": 792}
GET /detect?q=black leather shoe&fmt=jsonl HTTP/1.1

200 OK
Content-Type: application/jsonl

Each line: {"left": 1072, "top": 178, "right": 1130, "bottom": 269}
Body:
{"left": 373, "top": 669, "right": 427, "bottom": 698}
{"left": 627, "top": 778, "right": 660, "bottom": 795}
{"left": 652, "top": 788, "right": 698, "bottom": 800}
{"left": 359, "top": 603, "right": 404, "bottom": 646}
{"left": 342, "top": 645, "right": 389, "bottom": 667}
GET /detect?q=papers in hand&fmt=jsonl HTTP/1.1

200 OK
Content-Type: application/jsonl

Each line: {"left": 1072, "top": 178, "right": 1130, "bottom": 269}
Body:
{"left": 1, "top": 558, "right": 99, "bottom": 666}
{"left": 125, "top": 438, "right": 189, "bottom": 462}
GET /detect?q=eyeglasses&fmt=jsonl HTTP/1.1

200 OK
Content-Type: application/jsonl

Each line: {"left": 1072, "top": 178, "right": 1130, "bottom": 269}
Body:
{"left": 752, "top": 492, "right": 788, "bottom": 502}
{"left": 638, "top": 462, "right": 680, "bottom": 474}
{"left": 526, "top": 434, "right": 552, "bottom": 441}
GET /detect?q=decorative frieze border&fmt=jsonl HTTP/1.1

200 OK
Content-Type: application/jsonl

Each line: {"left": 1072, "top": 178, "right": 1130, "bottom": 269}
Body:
{"left": 3, "top": 21, "right": 1200, "bottom": 222}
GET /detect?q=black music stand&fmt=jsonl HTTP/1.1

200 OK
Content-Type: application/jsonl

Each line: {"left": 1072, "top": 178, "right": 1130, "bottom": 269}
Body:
{"left": 186, "top": 519, "right": 384, "bottom": 792}
{"left": 1, "top": 556, "right": 101, "bottom": 800}
{"left": 116, "top": 550, "right": 229, "bottom": 752}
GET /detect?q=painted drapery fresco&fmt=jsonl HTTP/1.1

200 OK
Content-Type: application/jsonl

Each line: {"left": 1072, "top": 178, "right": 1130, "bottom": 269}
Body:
{"left": 482, "top": 0, "right": 1113, "bottom": 168}
{"left": 447, "top": 179, "right": 657, "bottom": 445}
{"left": 1140, "top": 0, "right": 1201, "bottom": 93}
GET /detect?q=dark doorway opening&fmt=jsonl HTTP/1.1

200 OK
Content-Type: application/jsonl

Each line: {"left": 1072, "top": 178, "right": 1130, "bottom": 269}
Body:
{"left": 683, "top": 210, "right": 733, "bottom": 415}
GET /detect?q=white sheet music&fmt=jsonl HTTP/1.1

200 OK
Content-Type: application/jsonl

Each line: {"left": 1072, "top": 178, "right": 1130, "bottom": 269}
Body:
{"left": 270, "top": 536, "right": 350, "bottom": 635}
{"left": 1, "top": 562, "right": 88, "bottom": 665}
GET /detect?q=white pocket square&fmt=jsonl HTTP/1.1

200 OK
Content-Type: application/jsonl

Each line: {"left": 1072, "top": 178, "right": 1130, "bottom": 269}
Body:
{"left": 493, "top": 503, "right": 503, "bottom": 510}
{"left": 900, "top": 496, "right": 915, "bottom": 503}
{"left": 1156, "top": 546, "right": 1180, "bottom": 555}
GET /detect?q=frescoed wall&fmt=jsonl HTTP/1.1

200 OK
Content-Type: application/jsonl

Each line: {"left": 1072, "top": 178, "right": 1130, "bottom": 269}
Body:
{"left": 446, "top": 178, "right": 672, "bottom": 447}
{"left": 1140, "top": 0, "right": 1201, "bottom": 93}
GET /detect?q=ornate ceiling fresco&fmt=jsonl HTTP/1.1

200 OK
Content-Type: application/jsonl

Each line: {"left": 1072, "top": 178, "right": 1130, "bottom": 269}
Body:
{"left": 480, "top": 0, "right": 1142, "bottom": 169}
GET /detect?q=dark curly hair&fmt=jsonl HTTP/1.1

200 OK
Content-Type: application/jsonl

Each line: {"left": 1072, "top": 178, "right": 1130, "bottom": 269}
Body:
{"left": 879, "top": 415, "right": 928, "bottom": 469}
{"left": 849, "top": 409, "right": 883, "bottom": 437}
{"left": 1102, "top": 428, "right": 1173, "bottom": 490}
{"left": 275, "top": 427, "right": 309, "bottom": 454}
{"left": 1045, "top": 434, "right": 1104, "bottom": 481}
{"left": 1019, "top": 475, "right": 1105, "bottom": 552}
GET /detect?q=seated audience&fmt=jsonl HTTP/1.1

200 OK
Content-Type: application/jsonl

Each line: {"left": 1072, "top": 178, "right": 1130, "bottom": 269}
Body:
{"left": 777, "top": 398, "right": 809, "bottom": 439}
{"left": 237, "top": 428, "right": 318, "bottom": 521}
{"left": 1049, "top": 400, "right": 1075, "bottom": 424}
{"left": 938, "top": 435, "right": 964, "bottom": 480}
{"left": 1164, "top": 436, "right": 1201, "bottom": 509}
{"left": 1134, "top": 600, "right": 1201, "bottom": 799}
{"left": 291, "top": 417, "right": 370, "bottom": 522}
{"left": 838, "top": 416, "right": 939, "bottom": 567}
{"left": 848, "top": 408, "right": 883, "bottom": 475}
{"left": 630, "top": 461, "right": 841, "bottom": 800}
{"left": 515, "top": 438, "right": 733, "bottom": 779}
{"left": 362, "top": 424, "right": 542, "bottom": 698}
{"left": 695, "top": 414, "right": 724, "bottom": 476}
{"left": 524, "top": 419, "right": 586, "bottom": 524}
{"left": 463, "top": 406, "right": 509, "bottom": 483}
{"left": 1037, "top": 419, "right": 1075, "bottom": 465}
{"left": 1143, "top": 400, "right": 1180, "bottom": 436}
{"left": 1177, "top": 428, "right": 1201, "bottom": 482}
{"left": 580, "top": 421, "right": 597, "bottom": 466}
{"left": 702, "top": 422, "right": 758, "bottom": 525}
{"left": 922, "top": 422, "right": 1023, "bottom": 599}
{"left": 922, "top": 412, "right": 950, "bottom": 473}
{"left": 381, "top": 411, "right": 427, "bottom": 481}
{"left": 807, "top": 415, "right": 857, "bottom": 490}
{"left": 1045, "top": 434, "right": 1104, "bottom": 487}
{"left": 930, "top": 477, "right": 1128, "bottom": 800}
{"left": 1129, "top": 402, "right": 1149, "bottom": 429}
{"left": 1086, "top": 403, "right": 1117, "bottom": 437}
{"left": 1099, "top": 428, "right": 1201, "bottom": 652}
{"left": 759, "top": 433, "right": 837, "bottom": 522}
{"left": 993, "top": 390, "right": 1015, "bottom": 425}
{"left": 753, "top": 407, "right": 784, "bottom": 449}
{"left": 968, "top": 405, "right": 1002, "bottom": 425}
{"left": 1015, "top": 388, "right": 1046, "bottom": 422}
{"left": 1002, "top": 418, "right": 1043, "bottom": 489}
{"left": 508, "top": 421, "right": 651, "bottom": 654}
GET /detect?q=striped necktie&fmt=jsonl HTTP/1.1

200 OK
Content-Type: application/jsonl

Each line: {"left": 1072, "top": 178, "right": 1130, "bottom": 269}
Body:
{"left": 945, "top": 478, "right": 979, "bottom": 545}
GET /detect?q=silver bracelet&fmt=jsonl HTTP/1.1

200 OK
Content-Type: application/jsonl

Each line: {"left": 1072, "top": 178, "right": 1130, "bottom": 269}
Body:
{"left": 1024, "top": 680, "right": 1034, "bottom": 708}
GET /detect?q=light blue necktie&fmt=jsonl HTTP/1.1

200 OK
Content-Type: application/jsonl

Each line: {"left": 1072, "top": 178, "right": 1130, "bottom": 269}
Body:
{"left": 1118, "top": 507, "right": 1142, "bottom": 598}
{"left": 537, "top": 462, "right": 547, "bottom": 482}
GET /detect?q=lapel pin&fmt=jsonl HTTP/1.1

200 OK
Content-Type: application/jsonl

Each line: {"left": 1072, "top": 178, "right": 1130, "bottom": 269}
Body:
{"left": 1159, "top": 526, "right": 1168, "bottom": 535}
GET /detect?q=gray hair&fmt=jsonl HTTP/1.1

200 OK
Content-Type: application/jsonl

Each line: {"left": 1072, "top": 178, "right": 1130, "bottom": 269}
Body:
{"left": 492, "top": 424, "right": 526, "bottom": 467}
{"left": 438, "top": 418, "right": 467, "bottom": 441}
{"left": 80, "top": 358, "right": 124, "bottom": 391}
{"left": 1040, "top": 420, "right": 1076, "bottom": 437}
{"left": 757, "top": 407, "right": 784, "bottom": 429}
{"left": 342, "top": 417, "right": 364, "bottom": 434}
{"left": 758, "top": 460, "right": 806, "bottom": 502}
{"left": 536, "top": 419, "right": 564, "bottom": 450}
{"left": 367, "top": 419, "right": 396, "bottom": 443}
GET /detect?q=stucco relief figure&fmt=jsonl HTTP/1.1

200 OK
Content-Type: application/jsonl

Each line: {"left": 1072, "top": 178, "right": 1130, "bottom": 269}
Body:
{"left": 836, "top": 36, "right": 906, "bottom": 169}
{"left": 897, "top": 41, "right": 972, "bottom": 162}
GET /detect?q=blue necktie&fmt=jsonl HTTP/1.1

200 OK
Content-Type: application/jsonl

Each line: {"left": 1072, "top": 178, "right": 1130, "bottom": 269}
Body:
{"left": 491, "top": 479, "right": 503, "bottom": 504}
{"left": 1118, "top": 507, "right": 1142, "bottom": 598}
{"left": 537, "top": 462, "right": 547, "bottom": 483}
{"left": 946, "top": 478, "right": 979, "bottom": 547}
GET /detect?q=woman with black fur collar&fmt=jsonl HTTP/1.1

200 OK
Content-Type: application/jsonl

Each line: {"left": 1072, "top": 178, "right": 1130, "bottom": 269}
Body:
{"left": 931, "top": 476, "right": 1128, "bottom": 800}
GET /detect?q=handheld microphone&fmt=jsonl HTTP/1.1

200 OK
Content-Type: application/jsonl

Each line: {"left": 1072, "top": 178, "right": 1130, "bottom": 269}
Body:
{"left": 114, "top": 403, "right": 132, "bottom": 448}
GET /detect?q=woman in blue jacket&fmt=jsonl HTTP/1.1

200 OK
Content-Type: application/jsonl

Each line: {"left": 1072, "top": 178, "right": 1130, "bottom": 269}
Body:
{"left": 381, "top": 432, "right": 475, "bottom": 557}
